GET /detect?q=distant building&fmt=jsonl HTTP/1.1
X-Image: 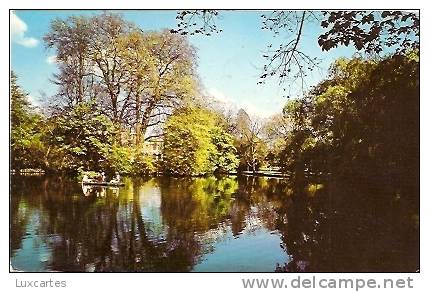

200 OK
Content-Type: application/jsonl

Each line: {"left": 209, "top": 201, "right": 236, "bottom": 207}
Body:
{"left": 141, "top": 138, "right": 163, "bottom": 160}
{"left": 127, "top": 128, "right": 164, "bottom": 160}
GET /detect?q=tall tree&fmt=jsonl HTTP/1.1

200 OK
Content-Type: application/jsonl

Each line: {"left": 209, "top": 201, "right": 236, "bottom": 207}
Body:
{"left": 118, "top": 30, "right": 197, "bottom": 144}
{"left": 45, "top": 14, "right": 198, "bottom": 144}
{"left": 234, "top": 109, "right": 267, "bottom": 172}
{"left": 44, "top": 13, "right": 135, "bottom": 122}
{"left": 163, "top": 106, "right": 238, "bottom": 175}
{"left": 44, "top": 15, "right": 95, "bottom": 107}
{"left": 10, "top": 72, "right": 45, "bottom": 170}
{"left": 88, "top": 13, "right": 135, "bottom": 124}
{"left": 140, "top": 30, "right": 197, "bottom": 141}
{"left": 116, "top": 31, "right": 155, "bottom": 145}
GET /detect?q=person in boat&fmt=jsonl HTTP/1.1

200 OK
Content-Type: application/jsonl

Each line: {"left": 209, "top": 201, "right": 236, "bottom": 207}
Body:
{"left": 82, "top": 184, "right": 91, "bottom": 196}
{"left": 98, "top": 187, "right": 106, "bottom": 198}
{"left": 110, "top": 172, "right": 121, "bottom": 183}
{"left": 82, "top": 174, "right": 89, "bottom": 183}
{"left": 98, "top": 171, "right": 106, "bottom": 183}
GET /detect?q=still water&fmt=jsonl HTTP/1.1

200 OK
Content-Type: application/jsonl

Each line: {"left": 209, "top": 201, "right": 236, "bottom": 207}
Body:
{"left": 10, "top": 175, "right": 419, "bottom": 272}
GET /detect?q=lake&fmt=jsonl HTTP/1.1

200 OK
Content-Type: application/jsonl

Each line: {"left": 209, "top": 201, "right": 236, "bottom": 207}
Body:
{"left": 10, "top": 175, "right": 419, "bottom": 272}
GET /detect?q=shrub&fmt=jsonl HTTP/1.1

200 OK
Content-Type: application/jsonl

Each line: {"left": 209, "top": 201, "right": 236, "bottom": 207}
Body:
{"left": 132, "top": 152, "right": 156, "bottom": 175}
{"left": 105, "top": 145, "right": 133, "bottom": 174}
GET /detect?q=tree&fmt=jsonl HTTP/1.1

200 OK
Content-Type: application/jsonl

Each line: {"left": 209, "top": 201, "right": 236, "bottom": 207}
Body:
{"left": 234, "top": 109, "right": 267, "bottom": 172}
{"left": 277, "top": 52, "right": 419, "bottom": 203}
{"left": 46, "top": 13, "right": 138, "bottom": 125}
{"left": 318, "top": 11, "right": 419, "bottom": 54}
{"left": 264, "top": 113, "right": 292, "bottom": 167}
{"left": 44, "top": 15, "right": 96, "bottom": 107}
{"left": 170, "top": 10, "right": 222, "bottom": 36}
{"left": 277, "top": 99, "right": 313, "bottom": 179}
{"left": 50, "top": 101, "right": 116, "bottom": 173}
{"left": 118, "top": 29, "right": 198, "bottom": 144}
{"left": 208, "top": 127, "right": 239, "bottom": 174}
{"left": 163, "top": 106, "right": 238, "bottom": 176}
{"left": 45, "top": 14, "right": 198, "bottom": 145}
{"left": 88, "top": 13, "right": 135, "bottom": 124}
{"left": 10, "top": 71, "right": 45, "bottom": 170}
{"left": 115, "top": 30, "right": 155, "bottom": 145}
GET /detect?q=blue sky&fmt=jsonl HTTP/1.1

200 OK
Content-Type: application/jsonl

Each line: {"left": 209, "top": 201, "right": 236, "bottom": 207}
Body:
{"left": 10, "top": 10, "right": 355, "bottom": 117}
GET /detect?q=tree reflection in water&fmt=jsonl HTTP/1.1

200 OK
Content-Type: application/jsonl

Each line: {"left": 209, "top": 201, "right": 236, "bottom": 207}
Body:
{"left": 275, "top": 175, "right": 419, "bottom": 272}
{"left": 10, "top": 174, "right": 418, "bottom": 272}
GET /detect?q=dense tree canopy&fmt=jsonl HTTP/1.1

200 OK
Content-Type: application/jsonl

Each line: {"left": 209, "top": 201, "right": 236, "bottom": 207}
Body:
{"left": 272, "top": 52, "right": 419, "bottom": 203}
{"left": 49, "top": 101, "right": 116, "bottom": 173}
{"left": 9, "top": 13, "right": 199, "bottom": 175}
{"left": 163, "top": 106, "right": 238, "bottom": 176}
{"left": 44, "top": 13, "right": 198, "bottom": 143}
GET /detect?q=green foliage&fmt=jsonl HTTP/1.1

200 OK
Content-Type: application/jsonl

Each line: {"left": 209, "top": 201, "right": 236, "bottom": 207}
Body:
{"left": 10, "top": 72, "right": 46, "bottom": 170}
{"left": 50, "top": 102, "right": 116, "bottom": 173}
{"left": 233, "top": 111, "right": 268, "bottom": 172}
{"left": 105, "top": 145, "right": 133, "bottom": 174}
{"left": 208, "top": 127, "right": 239, "bottom": 174}
{"left": 132, "top": 152, "right": 156, "bottom": 175}
{"left": 319, "top": 11, "right": 419, "bottom": 54}
{"left": 236, "top": 138, "right": 268, "bottom": 171}
{"left": 277, "top": 52, "right": 419, "bottom": 202}
{"left": 163, "top": 106, "right": 238, "bottom": 176}
{"left": 104, "top": 145, "right": 156, "bottom": 175}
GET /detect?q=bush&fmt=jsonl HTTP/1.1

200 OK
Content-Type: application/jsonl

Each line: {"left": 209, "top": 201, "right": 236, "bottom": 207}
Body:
{"left": 105, "top": 145, "right": 157, "bottom": 176}
{"left": 48, "top": 102, "right": 116, "bottom": 173}
{"left": 163, "top": 106, "right": 239, "bottom": 176}
{"left": 131, "top": 152, "right": 156, "bottom": 175}
{"left": 105, "top": 145, "right": 133, "bottom": 174}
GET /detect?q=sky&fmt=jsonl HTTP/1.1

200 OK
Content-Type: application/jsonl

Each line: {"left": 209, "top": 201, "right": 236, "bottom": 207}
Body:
{"left": 10, "top": 10, "right": 355, "bottom": 117}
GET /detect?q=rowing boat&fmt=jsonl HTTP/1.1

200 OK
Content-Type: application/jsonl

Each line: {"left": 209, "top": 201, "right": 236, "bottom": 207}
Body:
{"left": 81, "top": 181, "right": 125, "bottom": 187}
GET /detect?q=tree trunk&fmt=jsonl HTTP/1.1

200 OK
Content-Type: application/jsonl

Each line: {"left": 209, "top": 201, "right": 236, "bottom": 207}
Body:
{"left": 135, "top": 94, "right": 142, "bottom": 146}
{"left": 140, "top": 101, "right": 157, "bottom": 141}
{"left": 78, "top": 52, "right": 84, "bottom": 103}
{"left": 43, "top": 146, "right": 52, "bottom": 170}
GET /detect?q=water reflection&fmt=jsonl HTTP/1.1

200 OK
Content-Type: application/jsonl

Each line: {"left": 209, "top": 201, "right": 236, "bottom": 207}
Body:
{"left": 274, "top": 177, "right": 419, "bottom": 272}
{"left": 10, "top": 176, "right": 287, "bottom": 272}
{"left": 10, "top": 175, "right": 418, "bottom": 272}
